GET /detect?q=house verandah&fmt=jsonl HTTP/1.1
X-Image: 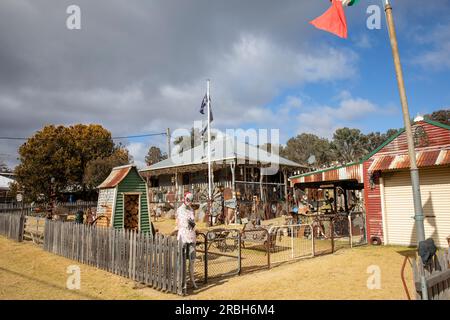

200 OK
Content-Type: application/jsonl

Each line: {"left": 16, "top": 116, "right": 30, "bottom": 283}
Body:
{"left": 139, "top": 138, "right": 306, "bottom": 224}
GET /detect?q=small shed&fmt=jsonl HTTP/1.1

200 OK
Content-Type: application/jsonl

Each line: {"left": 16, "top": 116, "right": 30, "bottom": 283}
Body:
{"left": 96, "top": 164, "right": 151, "bottom": 233}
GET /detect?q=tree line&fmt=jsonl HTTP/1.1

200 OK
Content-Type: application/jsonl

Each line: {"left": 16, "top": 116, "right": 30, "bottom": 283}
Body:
{"left": 6, "top": 108, "right": 448, "bottom": 201}
{"left": 281, "top": 109, "right": 449, "bottom": 168}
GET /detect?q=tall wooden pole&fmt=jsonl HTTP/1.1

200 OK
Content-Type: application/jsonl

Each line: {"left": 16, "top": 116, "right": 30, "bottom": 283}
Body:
{"left": 166, "top": 128, "right": 171, "bottom": 157}
{"left": 283, "top": 169, "right": 289, "bottom": 213}
{"left": 206, "top": 79, "right": 212, "bottom": 227}
{"left": 384, "top": 1, "right": 425, "bottom": 244}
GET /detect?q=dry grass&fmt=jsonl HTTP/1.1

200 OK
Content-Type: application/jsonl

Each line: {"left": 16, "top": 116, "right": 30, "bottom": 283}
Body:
{"left": 0, "top": 235, "right": 414, "bottom": 300}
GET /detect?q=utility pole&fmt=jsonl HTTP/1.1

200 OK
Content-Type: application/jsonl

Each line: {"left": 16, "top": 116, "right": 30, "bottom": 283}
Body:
{"left": 384, "top": 0, "right": 426, "bottom": 244}
{"left": 166, "top": 128, "right": 171, "bottom": 157}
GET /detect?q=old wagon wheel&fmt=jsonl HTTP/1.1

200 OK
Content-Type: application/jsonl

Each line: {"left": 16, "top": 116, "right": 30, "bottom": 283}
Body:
{"left": 198, "top": 186, "right": 223, "bottom": 223}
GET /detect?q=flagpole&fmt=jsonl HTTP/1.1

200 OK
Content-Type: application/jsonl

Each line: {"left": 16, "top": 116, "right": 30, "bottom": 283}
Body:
{"left": 383, "top": 1, "right": 426, "bottom": 244}
{"left": 207, "top": 79, "right": 212, "bottom": 226}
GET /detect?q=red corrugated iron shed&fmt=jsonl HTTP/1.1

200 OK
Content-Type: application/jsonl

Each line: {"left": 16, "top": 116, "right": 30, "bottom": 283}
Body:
{"left": 97, "top": 165, "right": 133, "bottom": 189}
{"left": 364, "top": 119, "right": 450, "bottom": 244}
{"left": 289, "top": 119, "right": 450, "bottom": 245}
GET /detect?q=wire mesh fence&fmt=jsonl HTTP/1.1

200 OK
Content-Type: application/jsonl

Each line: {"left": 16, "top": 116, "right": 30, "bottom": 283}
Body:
{"left": 193, "top": 232, "right": 207, "bottom": 284}
{"left": 310, "top": 215, "right": 334, "bottom": 255}
{"left": 349, "top": 212, "right": 367, "bottom": 247}
{"left": 332, "top": 214, "right": 352, "bottom": 252}
{"left": 240, "top": 228, "right": 270, "bottom": 272}
{"left": 204, "top": 228, "right": 241, "bottom": 279}
{"left": 270, "top": 224, "right": 314, "bottom": 265}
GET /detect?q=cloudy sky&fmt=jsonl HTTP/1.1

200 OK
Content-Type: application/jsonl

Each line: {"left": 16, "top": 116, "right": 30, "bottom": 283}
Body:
{"left": 1, "top": 0, "right": 449, "bottom": 168}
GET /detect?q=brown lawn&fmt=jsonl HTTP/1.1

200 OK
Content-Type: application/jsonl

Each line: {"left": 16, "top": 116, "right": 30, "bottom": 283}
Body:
{"left": 0, "top": 235, "right": 415, "bottom": 300}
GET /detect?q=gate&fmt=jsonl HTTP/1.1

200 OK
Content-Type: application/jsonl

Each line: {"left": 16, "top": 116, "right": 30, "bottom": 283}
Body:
{"left": 270, "top": 224, "right": 314, "bottom": 265}
{"left": 196, "top": 228, "right": 241, "bottom": 282}
{"left": 332, "top": 212, "right": 368, "bottom": 251}
{"left": 332, "top": 214, "right": 351, "bottom": 251}
{"left": 349, "top": 212, "right": 367, "bottom": 247}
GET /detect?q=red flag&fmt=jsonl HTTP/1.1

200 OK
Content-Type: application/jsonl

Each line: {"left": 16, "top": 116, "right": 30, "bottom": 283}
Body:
{"left": 310, "top": 0, "right": 348, "bottom": 39}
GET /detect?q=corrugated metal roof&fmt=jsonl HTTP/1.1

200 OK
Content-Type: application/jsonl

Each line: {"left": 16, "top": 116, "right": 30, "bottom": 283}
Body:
{"left": 290, "top": 162, "right": 364, "bottom": 186}
{"left": 97, "top": 165, "right": 134, "bottom": 189}
{"left": 140, "top": 138, "right": 304, "bottom": 174}
{"left": 0, "top": 175, "right": 14, "bottom": 189}
{"left": 368, "top": 149, "right": 450, "bottom": 172}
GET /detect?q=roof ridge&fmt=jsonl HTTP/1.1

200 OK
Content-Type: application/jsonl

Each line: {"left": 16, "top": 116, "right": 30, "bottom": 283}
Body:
{"left": 112, "top": 164, "right": 135, "bottom": 170}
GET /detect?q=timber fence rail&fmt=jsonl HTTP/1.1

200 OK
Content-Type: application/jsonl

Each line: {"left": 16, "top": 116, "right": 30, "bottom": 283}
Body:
{"left": 412, "top": 251, "right": 450, "bottom": 300}
{"left": 0, "top": 201, "right": 98, "bottom": 216}
{"left": 0, "top": 212, "right": 25, "bottom": 242}
{"left": 43, "top": 220, "right": 187, "bottom": 295}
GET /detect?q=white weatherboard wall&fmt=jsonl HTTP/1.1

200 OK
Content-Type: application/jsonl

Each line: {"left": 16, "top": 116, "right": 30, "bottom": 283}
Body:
{"left": 383, "top": 167, "right": 450, "bottom": 248}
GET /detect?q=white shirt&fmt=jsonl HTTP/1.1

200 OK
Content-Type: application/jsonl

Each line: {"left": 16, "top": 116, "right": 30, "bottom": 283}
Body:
{"left": 176, "top": 203, "right": 196, "bottom": 244}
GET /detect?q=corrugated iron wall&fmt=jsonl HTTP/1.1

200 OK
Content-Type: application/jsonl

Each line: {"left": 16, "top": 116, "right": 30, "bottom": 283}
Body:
{"left": 364, "top": 160, "right": 384, "bottom": 243}
{"left": 114, "top": 169, "right": 151, "bottom": 233}
{"left": 377, "top": 121, "right": 450, "bottom": 155}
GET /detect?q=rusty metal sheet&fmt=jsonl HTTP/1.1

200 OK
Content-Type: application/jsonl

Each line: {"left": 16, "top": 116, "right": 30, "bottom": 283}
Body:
{"left": 344, "top": 163, "right": 363, "bottom": 182}
{"left": 389, "top": 154, "right": 410, "bottom": 170}
{"left": 291, "top": 163, "right": 363, "bottom": 185}
{"left": 369, "top": 149, "right": 449, "bottom": 172}
{"left": 416, "top": 150, "right": 440, "bottom": 167}
{"left": 436, "top": 149, "right": 450, "bottom": 166}
{"left": 368, "top": 155, "right": 395, "bottom": 171}
{"left": 324, "top": 169, "right": 339, "bottom": 181}
{"left": 98, "top": 166, "right": 132, "bottom": 189}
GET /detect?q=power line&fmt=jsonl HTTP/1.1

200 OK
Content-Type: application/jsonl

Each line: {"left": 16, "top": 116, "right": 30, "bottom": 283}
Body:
{"left": 0, "top": 132, "right": 167, "bottom": 141}
{"left": 112, "top": 132, "right": 167, "bottom": 140}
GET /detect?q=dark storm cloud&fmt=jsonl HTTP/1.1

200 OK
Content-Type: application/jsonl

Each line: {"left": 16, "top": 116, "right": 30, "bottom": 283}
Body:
{"left": 2, "top": 0, "right": 445, "bottom": 167}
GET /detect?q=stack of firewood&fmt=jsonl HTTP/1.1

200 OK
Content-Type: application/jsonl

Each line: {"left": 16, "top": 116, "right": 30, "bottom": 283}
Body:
{"left": 124, "top": 197, "right": 139, "bottom": 229}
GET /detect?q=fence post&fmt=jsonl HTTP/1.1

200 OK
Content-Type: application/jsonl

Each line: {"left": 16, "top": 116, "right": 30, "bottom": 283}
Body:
{"left": 348, "top": 214, "right": 353, "bottom": 248}
{"left": 204, "top": 234, "right": 208, "bottom": 283}
{"left": 331, "top": 217, "right": 335, "bottom": 254}
{"left": 238, "top": 231, "right": 242, "bottom": 275}
{"left": 290, "top": 225, "right": 294, "bottom": 259}
{"left": 266, "top": 229, "right": 271, "bottom": 269}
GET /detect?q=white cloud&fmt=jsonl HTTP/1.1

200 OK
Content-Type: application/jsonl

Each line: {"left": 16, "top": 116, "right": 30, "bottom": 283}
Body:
{"left": 127, "top": 142, "right": 147, "bottom": 169}
{"left": 156, "top": 34, "right": 358, "bottom": 131}
{"left": 296, "top": 94, "right": 380, "bottom": 138}
{"left": 412, "top": 23, "right": 450, "bottom": 70}
{"left": 1, "top": 16, "right": 359, "bottom": 167}
{"left": 353, "top": 33, "right": 373, "bottom": 49}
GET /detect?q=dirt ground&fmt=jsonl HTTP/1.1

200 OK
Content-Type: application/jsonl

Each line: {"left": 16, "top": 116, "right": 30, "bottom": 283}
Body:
{"left": 0, "top": 236, "right": 415, "bottom": 300}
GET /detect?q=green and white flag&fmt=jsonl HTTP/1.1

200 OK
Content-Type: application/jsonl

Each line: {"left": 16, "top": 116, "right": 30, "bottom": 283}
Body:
{"left": 341, "top": 0, "right": 360, "bottom": 6}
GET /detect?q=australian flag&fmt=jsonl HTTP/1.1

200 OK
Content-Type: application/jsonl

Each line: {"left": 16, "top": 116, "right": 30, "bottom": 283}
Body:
{"left": 200, "top": 94, "right": 213, "bottom": 136}
{"left": 199, "top": 94, "right": 213, "bottom": 121}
